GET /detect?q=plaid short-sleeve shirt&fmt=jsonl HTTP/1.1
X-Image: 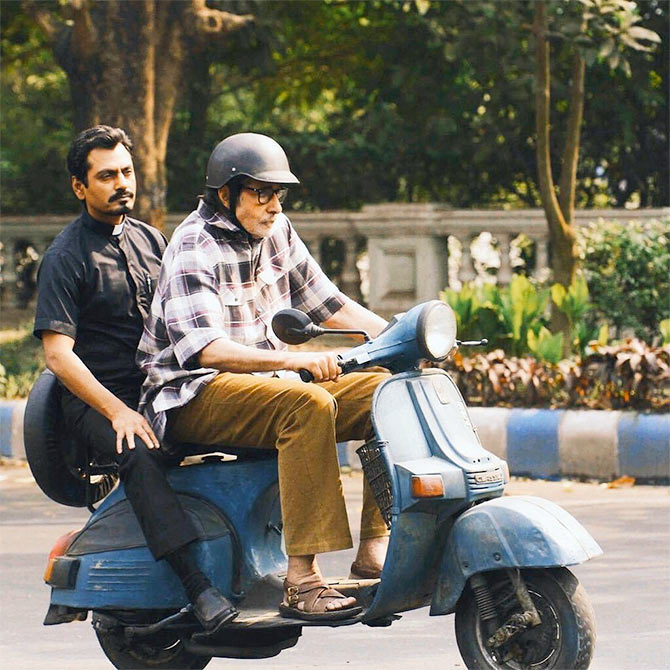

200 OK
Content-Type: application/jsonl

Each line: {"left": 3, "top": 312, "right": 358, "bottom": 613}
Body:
{"left": 137, "top": 201, "right": 346, "bottom": 440}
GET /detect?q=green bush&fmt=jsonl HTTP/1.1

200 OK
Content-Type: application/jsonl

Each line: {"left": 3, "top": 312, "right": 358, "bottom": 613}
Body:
{"left": 441, "top": 274, "right": 604, "bottom": 362}
{"left": 0, "top": 326, "right": 44, "bottom": 399}
{"left": 579, "top": 218, "right": 670, "bottom": 343}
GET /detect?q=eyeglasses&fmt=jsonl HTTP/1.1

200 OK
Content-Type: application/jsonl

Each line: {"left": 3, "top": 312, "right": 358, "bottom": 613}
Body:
{"left": 242, "top": 185, "right": 289, "bottom": 205}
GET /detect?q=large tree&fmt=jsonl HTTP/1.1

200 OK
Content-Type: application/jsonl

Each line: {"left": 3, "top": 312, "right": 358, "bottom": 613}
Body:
{"left": 24, "top": 0, "right": 252, "bottom": 228}
{"left": 531, "top": 0, "right": 660, "bottom": 347}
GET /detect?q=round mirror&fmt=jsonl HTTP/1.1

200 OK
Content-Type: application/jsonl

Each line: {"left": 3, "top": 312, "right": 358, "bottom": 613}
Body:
{"left": 272, "top": 309, "right": 316, "bottom": 345}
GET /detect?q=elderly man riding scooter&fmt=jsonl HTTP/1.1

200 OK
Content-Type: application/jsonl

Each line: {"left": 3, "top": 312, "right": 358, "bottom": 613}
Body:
{"left": 138, "top": 133, "right": 390, "bottom": 620}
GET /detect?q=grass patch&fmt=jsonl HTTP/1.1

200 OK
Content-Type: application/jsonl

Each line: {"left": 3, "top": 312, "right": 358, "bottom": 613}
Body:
{"left": 0, "top": 322, "right": 44, "bottom": 399}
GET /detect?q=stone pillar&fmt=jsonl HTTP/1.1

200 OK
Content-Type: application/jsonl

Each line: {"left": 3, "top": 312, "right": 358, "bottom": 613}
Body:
{"left": 341, "top": 237, "right": 363, "bottom": 303}
{"left": 309, "top": 236, "right": 323, "bottom": 267}
{"left": 497, "top": 233, "right": 513, "bottom": 285}
{"left": 367, "top": 235, "right": 448, "bottom": 317}
{"left": 535, "top": 236, "right": 549, "bottom": 278}
{"left": 457, "top": 235, "right": 476, "bottom": 284}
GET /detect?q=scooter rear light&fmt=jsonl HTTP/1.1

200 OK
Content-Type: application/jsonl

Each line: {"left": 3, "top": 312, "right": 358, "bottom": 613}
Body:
{"left": 44, "top": 530, "right": 79, "bottom": 583}
{"left": 410, "top": 475, "right": 445, "bottom": 498}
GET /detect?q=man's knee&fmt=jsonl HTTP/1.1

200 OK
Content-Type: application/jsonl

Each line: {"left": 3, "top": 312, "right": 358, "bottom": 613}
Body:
{"left": 118, "top": 440, "right": 169, "bottom": 475}
{"left": 287, "top": 383, "right": 337, "bottom": 421}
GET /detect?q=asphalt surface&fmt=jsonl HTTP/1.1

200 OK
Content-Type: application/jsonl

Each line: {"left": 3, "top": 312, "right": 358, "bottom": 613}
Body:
{"left": 0, "top": 461, "right": 669, "bottom": 670}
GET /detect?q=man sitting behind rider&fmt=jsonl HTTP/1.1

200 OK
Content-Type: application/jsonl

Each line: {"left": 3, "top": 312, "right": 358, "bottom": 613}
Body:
{"left": 34, "top": 125, "right": 237, "bottom": 634}
{"left": 138, "top": 133, "right": 389, "bottom": 620}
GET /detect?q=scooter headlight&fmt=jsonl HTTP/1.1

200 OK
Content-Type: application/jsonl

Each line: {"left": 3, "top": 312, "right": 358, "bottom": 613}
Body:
{"left": 417, "top": 301, "right": 457, "bottom": 361}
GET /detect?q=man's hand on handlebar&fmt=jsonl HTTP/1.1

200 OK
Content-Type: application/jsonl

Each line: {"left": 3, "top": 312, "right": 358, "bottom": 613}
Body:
{"left": 285, "top": 351, "right": 341, "bottom": 383}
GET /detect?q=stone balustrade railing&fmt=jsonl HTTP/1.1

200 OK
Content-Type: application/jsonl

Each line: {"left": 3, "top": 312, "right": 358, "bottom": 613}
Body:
{"left": 1, "top": 205, "right": 667, "bottom": 318}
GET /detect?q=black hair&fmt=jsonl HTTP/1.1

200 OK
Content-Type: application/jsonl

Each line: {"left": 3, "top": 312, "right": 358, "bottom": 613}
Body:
{"left": 66, "top": 125, "right": 133, "bottom": 186}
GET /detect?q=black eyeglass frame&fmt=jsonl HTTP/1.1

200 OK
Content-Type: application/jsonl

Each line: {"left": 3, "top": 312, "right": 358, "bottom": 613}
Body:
{"left": 242, "top": 185, "right": 289, "bottom": 205}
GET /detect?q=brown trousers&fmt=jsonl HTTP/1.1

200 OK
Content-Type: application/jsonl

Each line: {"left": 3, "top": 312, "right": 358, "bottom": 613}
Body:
{"left": 169, "top": 371, "right": 389, "bottom": 555}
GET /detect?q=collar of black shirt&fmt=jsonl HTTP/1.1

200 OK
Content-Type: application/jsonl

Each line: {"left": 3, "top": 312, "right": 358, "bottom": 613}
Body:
{"left": 81, "top": 208, "right": 126, "bottom": 238}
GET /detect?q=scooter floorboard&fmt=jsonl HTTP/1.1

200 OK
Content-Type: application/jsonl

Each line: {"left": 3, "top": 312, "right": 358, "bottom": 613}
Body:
{"left": 228, "top": 577, "right": 380, "bottom": 629}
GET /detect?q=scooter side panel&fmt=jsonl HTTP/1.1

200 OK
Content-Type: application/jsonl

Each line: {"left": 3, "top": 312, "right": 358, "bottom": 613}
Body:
{"left": 51, "top": 458, "right": 286, "bottom": 610}
{"left": 430, "top": 495, "right": 603, "bottom": 615}
{"left": 51, "top": 535, "right": 234, "bottom": 609}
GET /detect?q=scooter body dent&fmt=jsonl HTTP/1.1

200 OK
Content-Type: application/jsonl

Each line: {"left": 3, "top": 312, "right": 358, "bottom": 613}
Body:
{"left": 430, "top": 495, "right": 604, "bottom": 616}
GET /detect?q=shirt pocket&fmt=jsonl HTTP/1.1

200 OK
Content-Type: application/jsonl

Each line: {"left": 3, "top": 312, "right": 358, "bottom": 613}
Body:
{"left": 220, "top": 287, "right": 242, "bottom": 307}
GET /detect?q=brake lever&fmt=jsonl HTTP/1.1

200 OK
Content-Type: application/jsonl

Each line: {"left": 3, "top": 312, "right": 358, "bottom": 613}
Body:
{"left": 456, "top": 338, "right": 489, "bottom": 347}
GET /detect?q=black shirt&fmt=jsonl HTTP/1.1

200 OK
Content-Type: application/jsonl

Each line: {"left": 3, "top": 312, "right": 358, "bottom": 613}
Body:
{"left": 34, "top": 210, "right": 166, "bottom": 397}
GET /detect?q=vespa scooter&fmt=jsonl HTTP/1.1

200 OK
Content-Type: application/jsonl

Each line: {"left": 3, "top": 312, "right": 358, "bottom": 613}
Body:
{"left": 25, "top": 300, "right": 602, "bottom": 669}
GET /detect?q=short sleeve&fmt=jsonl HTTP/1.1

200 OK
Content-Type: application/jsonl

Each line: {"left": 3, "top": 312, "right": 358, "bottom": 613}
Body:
{"left": 33, "top": 249, "right": 82, "bottom": 340}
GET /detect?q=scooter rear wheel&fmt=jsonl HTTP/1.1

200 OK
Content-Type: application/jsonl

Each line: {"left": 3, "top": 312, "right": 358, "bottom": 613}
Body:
{"left": 454, "top": 567, "right": 595, "bottom": 670}
{"left": 95, "top": 625, "right": 211, "bottom": 669}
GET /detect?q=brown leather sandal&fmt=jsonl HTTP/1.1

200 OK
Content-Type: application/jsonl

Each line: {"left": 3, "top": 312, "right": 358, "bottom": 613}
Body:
{"left": 278, "top": 578, "right": 363, "bottom": 621}
{"left": 348, "top": 561, "right": 382, "bottom": 580}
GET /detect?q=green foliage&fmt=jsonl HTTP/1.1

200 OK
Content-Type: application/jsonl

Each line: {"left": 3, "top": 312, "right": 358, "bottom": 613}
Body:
{"left": 442, "top": 276, "right": 554, "bottom": 360}
{"left": 661, "top": 319, "right": 670, "bottom": 345}
{"left": 578, "top": 218, "right": 670, "bottom": 341}
{"left": 443, "top": 271, "right": 620, "bottom": 362}
{"left": 527, "top": 327, "right": 564, "bottom": 365}
{"left": 0, "top": 327, "right": 44, "bottom": 399}
{"left": 1, "top": 1, "right": 666, "bottom": 213}
{"left": 550, "top": 274, "right": 600, "bottom": 355}
{"left": 0, "top": 2, "right": 75, "bottom": 214}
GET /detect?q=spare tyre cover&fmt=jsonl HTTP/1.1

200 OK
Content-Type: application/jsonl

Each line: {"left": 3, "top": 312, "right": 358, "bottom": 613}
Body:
{"left": 23, "top": 370, "right": 117, "bottom": 507}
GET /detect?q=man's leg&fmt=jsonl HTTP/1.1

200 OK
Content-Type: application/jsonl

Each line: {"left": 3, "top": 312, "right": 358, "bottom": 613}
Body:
{"left": 318, "top": 371, "right": 391, "bottom": 577}
{"left": 169, "top": 373, "right": 353, "bottom": 556}
{"left": 169, "top": 372, "right": 361, "bottom": 615}
{"left": 64, "top": 400, "right": 237, "bottom": 631}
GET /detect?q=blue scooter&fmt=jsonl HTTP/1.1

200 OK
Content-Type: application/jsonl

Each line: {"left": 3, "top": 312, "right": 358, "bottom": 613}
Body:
{"left": 26, "top": 300, "right": 602, "bottom": 669}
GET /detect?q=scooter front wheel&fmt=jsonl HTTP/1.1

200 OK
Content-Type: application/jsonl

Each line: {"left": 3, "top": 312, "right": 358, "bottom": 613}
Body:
{"left": 454, "top": 567, "right": 595, "bottom": 670}
{"left": 94, "top": 617, "right": 212, "bottom": 670}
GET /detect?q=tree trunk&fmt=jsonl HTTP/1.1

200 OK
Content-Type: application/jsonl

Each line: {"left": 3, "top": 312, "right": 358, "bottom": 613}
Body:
{"left": 26, "top": 0, "right": 251, "bottom": 229}
{"left": 532, "top": 1, "right": 582, "bottom": 355}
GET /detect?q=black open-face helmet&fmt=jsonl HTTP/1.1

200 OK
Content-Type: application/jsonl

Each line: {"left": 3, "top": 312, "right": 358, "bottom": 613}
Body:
{"left": 206, "top": 133, "right": 300, "bottom": 188}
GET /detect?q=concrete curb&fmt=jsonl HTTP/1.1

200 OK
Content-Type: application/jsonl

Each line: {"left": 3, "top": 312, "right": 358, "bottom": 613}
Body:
{"left": 0, "top": 399, "right": 26, "bottom": 460}
{"left": 467, "top": 407, "right": 669, "bottom": 481}
{"left": 2, "top": 399, "right": 668, "bottom": 481}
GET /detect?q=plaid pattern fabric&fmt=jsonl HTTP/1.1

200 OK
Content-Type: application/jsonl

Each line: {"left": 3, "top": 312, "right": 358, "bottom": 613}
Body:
{"left": 137, "top": 201, "right": 346, "bottom": 439}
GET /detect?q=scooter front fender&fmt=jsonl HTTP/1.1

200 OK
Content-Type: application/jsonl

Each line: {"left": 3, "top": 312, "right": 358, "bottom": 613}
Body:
{"left": 430, "top": 495, "right": 602, "bottom": 615}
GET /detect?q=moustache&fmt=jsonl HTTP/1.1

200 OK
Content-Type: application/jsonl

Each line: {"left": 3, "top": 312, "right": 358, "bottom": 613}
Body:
{"left": 109, "top": 191, "right": 134, "bottom": 203}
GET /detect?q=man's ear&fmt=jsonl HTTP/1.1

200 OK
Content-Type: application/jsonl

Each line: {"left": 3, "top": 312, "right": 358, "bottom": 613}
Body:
{"left": 217, "top": 186, "right": 230, "bottom": 209}
{"left": 71, "top": 176, "right": 86, "bottom": 202}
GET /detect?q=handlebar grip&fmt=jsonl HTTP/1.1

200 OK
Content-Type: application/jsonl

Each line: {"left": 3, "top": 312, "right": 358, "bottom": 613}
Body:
{"left": 299, "top": 369, "right": 315, "bottom": 383}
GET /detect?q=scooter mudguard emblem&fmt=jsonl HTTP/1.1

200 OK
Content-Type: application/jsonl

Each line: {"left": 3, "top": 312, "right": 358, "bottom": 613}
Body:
{"left": 430, "top": 495, "right": 603, "bottom": 615}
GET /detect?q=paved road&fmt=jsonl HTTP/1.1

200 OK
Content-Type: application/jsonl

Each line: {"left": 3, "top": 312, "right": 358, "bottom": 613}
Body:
{"left": 1, "top": 461, "right": 669, "bottom": 670}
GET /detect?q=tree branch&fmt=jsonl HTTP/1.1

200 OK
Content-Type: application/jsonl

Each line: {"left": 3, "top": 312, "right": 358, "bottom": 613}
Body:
{"left": 188, "top": 0, "right": 253, "bottom": 39}
{"left": 22, "top": 0, "right": 61, "bottom": 44}
{"left": 557, "top": 48, "right": 585, "bottom": 224}
{"left": 69, "top": 0, "right": 98, "bottom": 63}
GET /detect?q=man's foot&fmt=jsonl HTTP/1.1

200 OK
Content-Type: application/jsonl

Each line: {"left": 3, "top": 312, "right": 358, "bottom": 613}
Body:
{"left": 192, "top": 587, "right": 238, "bottom": 634}
{"left": 349, "top": 535, "right": 389, "bottom": 579}
{"left": 286, "top": 554, "right": 358, "bottom": 613}
{"left": 279, "top": 578, "right": 362, "bottom": 621}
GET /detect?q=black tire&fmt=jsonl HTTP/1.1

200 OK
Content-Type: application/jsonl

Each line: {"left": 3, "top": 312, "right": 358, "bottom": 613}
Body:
{"left": 94, "top": 625, "right": 211, "bottom": 669}
{"left": 455, "top": 568, "right": 596, "bottom": 670}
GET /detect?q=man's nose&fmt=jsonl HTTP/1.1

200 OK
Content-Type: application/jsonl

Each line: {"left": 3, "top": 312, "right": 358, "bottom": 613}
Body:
{"left": 268, "top": 192, "right": 282, "bottom": 212}
{"left": 115, "top": 172, "right": 130, "bottom": 190}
